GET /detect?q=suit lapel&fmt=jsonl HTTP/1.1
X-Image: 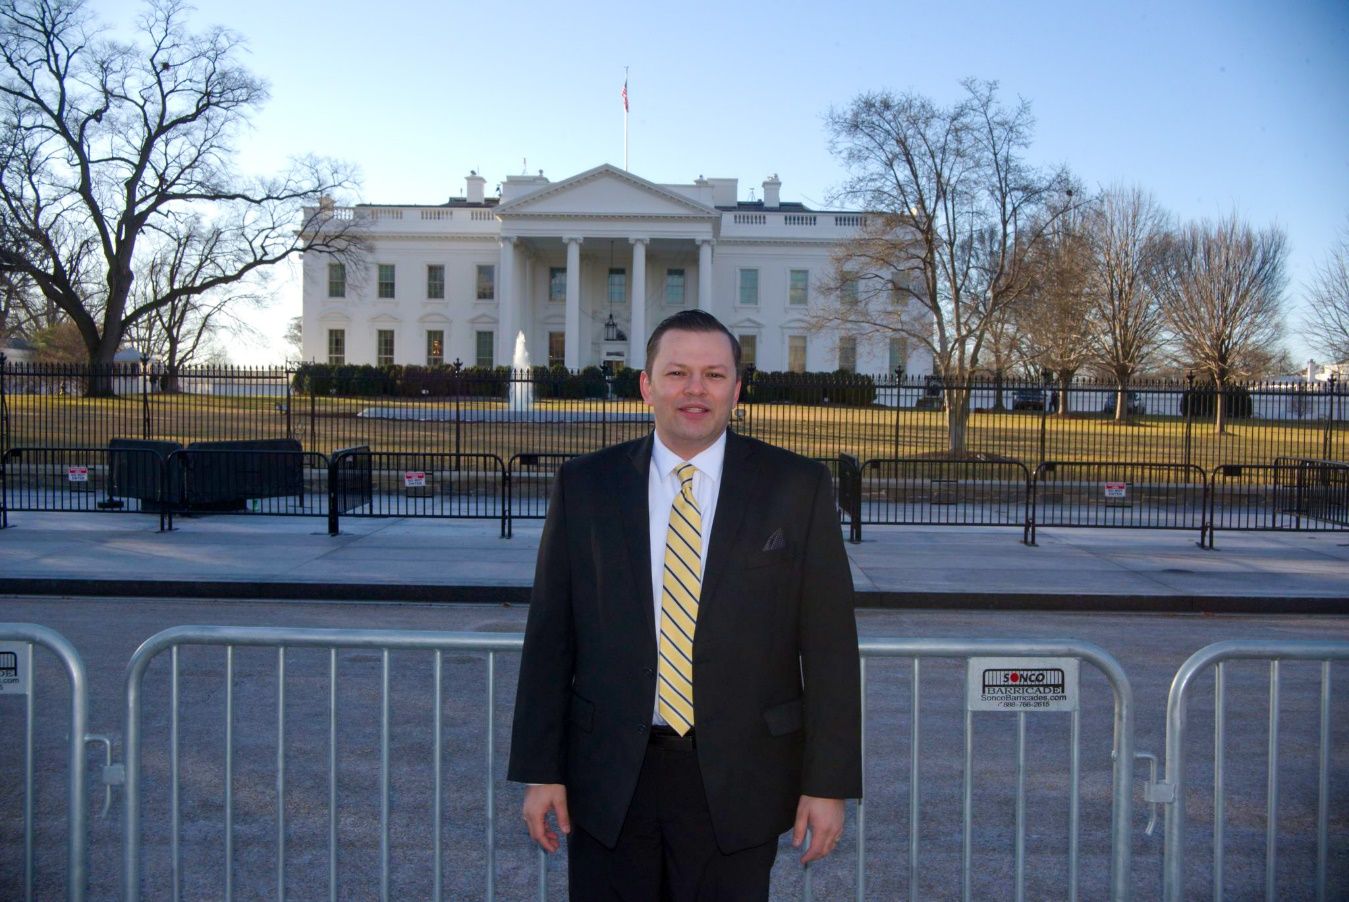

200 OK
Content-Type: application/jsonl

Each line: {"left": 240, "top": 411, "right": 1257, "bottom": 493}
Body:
{"left": 617, "top": 434, "right": 656, "bottom": 639}
{"left": 700, "top": 431, "right": 758, "bottom": 607}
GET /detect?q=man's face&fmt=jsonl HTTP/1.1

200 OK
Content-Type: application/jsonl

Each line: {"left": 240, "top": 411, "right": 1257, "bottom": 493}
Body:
{"left": 640, "top": 328, "right": 741, "bottom": 460}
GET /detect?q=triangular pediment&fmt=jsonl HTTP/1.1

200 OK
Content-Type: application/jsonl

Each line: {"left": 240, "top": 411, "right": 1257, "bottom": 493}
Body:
{"left": 495, "top": 164, "right": 716, "bottom": 219}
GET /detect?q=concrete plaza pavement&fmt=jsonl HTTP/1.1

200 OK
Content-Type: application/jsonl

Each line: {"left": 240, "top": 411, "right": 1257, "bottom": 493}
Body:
{"left": 0, "top": 509, "right": 1346, "bottom": 609}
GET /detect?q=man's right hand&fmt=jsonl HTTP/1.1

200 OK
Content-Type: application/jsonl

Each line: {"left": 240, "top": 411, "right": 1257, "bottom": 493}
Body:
{"left": 522, "top": 783, "right": 571, "bottom": 853}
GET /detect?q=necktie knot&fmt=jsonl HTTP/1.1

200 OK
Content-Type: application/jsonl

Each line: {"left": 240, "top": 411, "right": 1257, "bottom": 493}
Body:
{"left": 675, "top": 463, "right": 697, "bottom": 504}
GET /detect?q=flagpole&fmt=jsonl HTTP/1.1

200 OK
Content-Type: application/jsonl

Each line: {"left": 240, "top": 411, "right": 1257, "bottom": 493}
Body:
{"left": 623, "top": 66, "right": 629, "bottom": 171}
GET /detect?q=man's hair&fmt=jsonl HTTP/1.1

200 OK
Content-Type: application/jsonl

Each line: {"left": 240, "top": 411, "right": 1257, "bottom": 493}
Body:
{"left": 644, "top": 310, "right": 742, "bottom": 375}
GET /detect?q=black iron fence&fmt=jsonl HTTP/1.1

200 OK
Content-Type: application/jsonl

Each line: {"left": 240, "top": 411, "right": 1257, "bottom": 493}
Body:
{"left": 2, "top": 361, "right": 1344, "bottom": 470}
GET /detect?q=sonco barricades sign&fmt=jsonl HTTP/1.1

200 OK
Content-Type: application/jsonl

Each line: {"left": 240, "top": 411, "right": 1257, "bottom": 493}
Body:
{"left": 966, "top": 657, "right": 1080, "bottom": 712}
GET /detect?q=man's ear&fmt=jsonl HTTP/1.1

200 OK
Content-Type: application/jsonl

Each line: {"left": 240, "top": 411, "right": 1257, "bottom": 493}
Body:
{"left": 639, "top": 369, "right": 653, "bottom": 405}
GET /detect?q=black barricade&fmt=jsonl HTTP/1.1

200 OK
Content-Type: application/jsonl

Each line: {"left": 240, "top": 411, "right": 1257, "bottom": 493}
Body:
{"left": 1033, "top": 461, "right": 1209, "bottom": 545}
{"left": 1, "top": 445, "right": 170, "bottom": 528}
{"left": 328, "top": 445, "right": 373, "bottom": 535}
{"left": 858, "top": 456, "right": 1033, "bottom": 543}
{"left": 1207, "top": 460, "right": 1349, "bottom": 548}
{"left": 162, "top": 446, "right": 329, "bottom": 530}
{"left": 325, "top": 451, "right": 506, "bottom": 538}
{"left": 505, "top": 453, "right": 576, "bottom": 538}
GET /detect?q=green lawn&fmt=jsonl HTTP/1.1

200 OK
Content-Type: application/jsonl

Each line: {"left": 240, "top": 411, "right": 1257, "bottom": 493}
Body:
{"left": 3, "top": 392, "right": 1343, "bottom": 470}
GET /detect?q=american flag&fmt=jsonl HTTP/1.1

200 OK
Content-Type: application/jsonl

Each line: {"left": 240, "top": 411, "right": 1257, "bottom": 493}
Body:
{"left": 621, "top": 78, "right": 628, "bottom": 113}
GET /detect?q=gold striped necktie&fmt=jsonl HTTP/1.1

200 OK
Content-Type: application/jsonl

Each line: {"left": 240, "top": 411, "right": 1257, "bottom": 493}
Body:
{"left": 658, "top": 462, "right": 701, "bottom": 736}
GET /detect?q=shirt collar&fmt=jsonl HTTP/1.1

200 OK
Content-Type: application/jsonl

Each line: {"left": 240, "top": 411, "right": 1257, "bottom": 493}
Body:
{"left": 651, "top": 431, "right": 727, "bottom": 485}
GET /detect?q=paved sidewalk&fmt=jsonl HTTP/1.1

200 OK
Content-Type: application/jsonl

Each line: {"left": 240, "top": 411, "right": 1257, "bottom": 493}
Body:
{"left": 1, "top": 510, "right": 1345, "bottom": 609}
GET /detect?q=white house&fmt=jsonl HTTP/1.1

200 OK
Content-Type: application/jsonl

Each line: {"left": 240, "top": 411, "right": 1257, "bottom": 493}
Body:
{"left": 300, "top": 163, "right": 932, "bottom": 376}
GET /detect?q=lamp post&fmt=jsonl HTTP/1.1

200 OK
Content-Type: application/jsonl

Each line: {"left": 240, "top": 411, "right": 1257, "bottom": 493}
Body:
{"left": 451, "top": 358, "right": 464, "bottom": 473}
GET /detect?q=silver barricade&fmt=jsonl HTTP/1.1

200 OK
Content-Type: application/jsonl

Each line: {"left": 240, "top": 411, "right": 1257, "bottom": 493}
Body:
{"left": 1161, "top": 639, "right": 1349, "bottom": 901}
{"left": 825, "top": 638, "right": 1136, "bottom": 902}
{"left": 122, "top": 625, "right": 523, "bottom": 902}
{"left": 0, "top": 623, "right": 91, "bottom": 901}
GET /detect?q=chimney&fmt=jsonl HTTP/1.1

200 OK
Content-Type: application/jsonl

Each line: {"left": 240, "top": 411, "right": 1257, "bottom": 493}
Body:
{"left": 466, "top": 171, "right": 486, "bottom": 204}
{"left": 762, "top": 174, "right": 781, "bottom": 208}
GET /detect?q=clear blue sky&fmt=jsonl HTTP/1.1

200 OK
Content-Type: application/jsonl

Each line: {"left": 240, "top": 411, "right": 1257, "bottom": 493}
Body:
{"left": 94, "top": 0, "right": 1349, "bottom": 366}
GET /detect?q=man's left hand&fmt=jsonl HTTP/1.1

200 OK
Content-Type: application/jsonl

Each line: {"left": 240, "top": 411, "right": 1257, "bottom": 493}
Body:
{"left": 791, "top": 795, "right": 845, "bottom": 864}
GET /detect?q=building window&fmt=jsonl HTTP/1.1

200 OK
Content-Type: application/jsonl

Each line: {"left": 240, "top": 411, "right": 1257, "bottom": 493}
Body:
{"left": 548, "top": 331, "right": 565, "bottom": 367}
{"left": 889, "top": 336, "right": 908, "bottom": 374}
{"left": 427, "top": 265, "right": 445, "bottom": 300}
{"left": 738, "top": 335, "right": 757, "bottom": 369}
{"left": 608, "top": 268, "right": 627, "bottom": 305}
{"left": 788, "top": 335, "right": 807, "bottom": 373}
{"left": 327, "top": 329, "right": 345, "bottom": 366}
{"left": 789, "top": 269, "right": 809, "bottom": 306}
{"left": 738, "top": 268, "right": 759, "bottom": 306}
{"left": 377, "top": 264, "right": 396, "bottom": 299}
{"left": 838, "top": 336, "right": 857, "bottom": 373}
{"left": 426, "top": 330, "right": 444, "bottom": 366}
{"left": 327, "top": 262, "right": 346, "bottom": 298}
{"left": 840, "top": 277, "right": 860, "bottom": 306}
{"left": 475, "top": 330, "right": 494, "bottom": 368}
{"left": 664, "top": 269, "right": 686, "bottom": 305}
{"left": 476, "top": 264, "right": 495, "bottom": 300}
{"left": 376, "top": 329, "right": 395, "bottom": 366}
{"left": 549, "top": 267, "right": 566, "bottom": 303}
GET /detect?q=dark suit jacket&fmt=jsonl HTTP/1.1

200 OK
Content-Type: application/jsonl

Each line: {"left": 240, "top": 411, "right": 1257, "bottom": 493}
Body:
{"left": 507, "top": 431, "right": 862, "bottom": 853}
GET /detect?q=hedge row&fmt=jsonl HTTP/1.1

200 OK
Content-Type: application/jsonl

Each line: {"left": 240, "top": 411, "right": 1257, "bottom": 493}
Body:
{"left": 290, "top": 363, "right": 645, "bottom": 400}
{"left": 744, "top": 371, "right": 878, "bottom": 406}
{"left": 290, "top": 363, "right": 877, "bottom": 406}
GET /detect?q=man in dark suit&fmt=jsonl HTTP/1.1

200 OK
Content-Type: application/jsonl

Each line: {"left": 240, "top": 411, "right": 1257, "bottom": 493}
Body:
{"left": 508, "top": 310, "right": 861, "bottom": 900}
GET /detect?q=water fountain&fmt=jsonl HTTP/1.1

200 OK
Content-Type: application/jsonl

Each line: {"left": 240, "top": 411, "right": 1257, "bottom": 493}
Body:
{"left": 508, "top": 331, "right": 534, "bottom": 413}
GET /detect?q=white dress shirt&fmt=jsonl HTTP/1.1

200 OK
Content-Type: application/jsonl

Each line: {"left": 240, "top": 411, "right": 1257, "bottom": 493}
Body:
{"left": 647, "top": 431, "right": 726, "bottom": 723}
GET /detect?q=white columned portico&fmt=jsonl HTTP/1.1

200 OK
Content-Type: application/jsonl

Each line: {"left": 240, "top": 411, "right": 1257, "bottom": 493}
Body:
{"left": 629, "top": 237, "right": 648, "bottom": 367}
{"left": 498, "top": 237, "right": 517, "bottom": 365}
{"left": 698, "top": 238, "right": 714, "bottom": 312}
{"left": 564, "top": 237, "right": 583, "bottom": 369}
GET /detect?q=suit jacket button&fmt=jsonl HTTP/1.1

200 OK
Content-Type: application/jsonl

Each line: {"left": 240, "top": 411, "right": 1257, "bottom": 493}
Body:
{"left": 636, "top": 723, "right": 647, "bottom": 733}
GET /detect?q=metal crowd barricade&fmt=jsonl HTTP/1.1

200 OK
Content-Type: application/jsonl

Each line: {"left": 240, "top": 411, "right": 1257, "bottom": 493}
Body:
{"left": 162, "top": 447, "right": 329, "bottom": 530}
{"left": 318, "top": 450, "right": 505, "bottom": 537}
{"left": 1206, "top": 461, "right": 1349, "bottom": 548}
{"left": 1161, "top": 640, "right": 1349, "bottom": 901}
{"left": 832, "top": 638, "right": 1136, "bottom": 902}
{"left": 122, "top": 625, "right": 525, "bottom": 902}
{"left": 504, "top": 453, "right": 575, "bottom": 538}
{"left": 1032, "top": 461, "right": 1208, "bottom": 545}
{"left": 0, "top": 445, "right": 170, "bottom": 527}
{"left": 0, "top": 624, "right": 92, "bottom": 901}
{"left": 857, "top": 456, "right": 1034, "bottom": 542}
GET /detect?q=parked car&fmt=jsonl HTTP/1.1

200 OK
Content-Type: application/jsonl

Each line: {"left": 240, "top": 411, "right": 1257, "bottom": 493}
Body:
{"left": 1012, "top": 388, "right": 1046, "bottom": 411}
{"left": 1102, "top": 392, "right": 1145, "bottom": 416}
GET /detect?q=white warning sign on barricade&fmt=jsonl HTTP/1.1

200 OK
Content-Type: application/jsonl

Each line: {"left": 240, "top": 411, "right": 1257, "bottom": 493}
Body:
{"left": 967, "top": 657, "right": 1079, "bottom": 712}
{"left": 0, "top": 643, "right": 32, "bottom": 695}
{"left": 1103, "top": 482, "right": 1127, "bottom": 499}
{"left": 67, "top": 466, "right": 89, "bottom": 483}
{"left": 403, "top": 471, "right": 427, "bottom": 488}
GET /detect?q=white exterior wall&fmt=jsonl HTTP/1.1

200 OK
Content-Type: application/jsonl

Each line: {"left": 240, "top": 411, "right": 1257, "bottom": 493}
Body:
{"left": 300, "top": 164, "right": 933, "bottom": 376}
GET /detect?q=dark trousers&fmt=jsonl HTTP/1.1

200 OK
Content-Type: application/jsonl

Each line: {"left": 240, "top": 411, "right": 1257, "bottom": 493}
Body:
{"left": 567, "top": 731, "right": 779, "bottom": 901}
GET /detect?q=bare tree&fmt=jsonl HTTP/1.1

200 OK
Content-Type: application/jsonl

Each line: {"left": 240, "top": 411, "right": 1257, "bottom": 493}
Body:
{"left": 0, "top": 0, "right": 361, "bottom": 393}
{"left": 1157, "top": 215, "right": 1288, "bottom": 433}
{"left": 1302, "top": 222, "right": 1349, "bottom": 363}
{"left": 819, "top": 79, "right": 1068, "bottom": 451}
{"left": 122, "top": 221, "right": 267, "bottom": 387}
{"left": 1014, "top": 186, "right": 1095, "bottom": 414}
{"left": 284, "top": 316, "right": 302, "bottom": 361}
{"left": 1084, "top": 186, "right": 1170, "bottom": 420}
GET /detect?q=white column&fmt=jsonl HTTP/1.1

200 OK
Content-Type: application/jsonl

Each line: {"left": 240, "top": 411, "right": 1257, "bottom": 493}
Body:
{"left": 629, "top": 237, "right": 648, "bottom": 368}
{"left": 564, "top": 237, "right": 583, "bottom": 370}
{"left": 698, "top": 238, "right": 714, "bottom": 312}
{"left": 498, "top": 237, "right": 516, "bottom": 367}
